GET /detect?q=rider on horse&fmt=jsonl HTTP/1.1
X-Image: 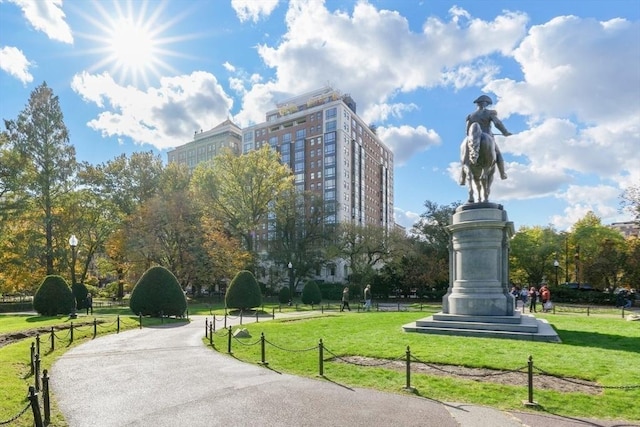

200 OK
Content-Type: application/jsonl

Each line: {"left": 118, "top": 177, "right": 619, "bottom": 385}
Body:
{"left": 460, "top": 95, "right": 511, "bottom": 185}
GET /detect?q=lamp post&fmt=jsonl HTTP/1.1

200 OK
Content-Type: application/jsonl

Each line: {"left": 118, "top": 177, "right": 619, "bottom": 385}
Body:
{"left": 68, "top": 235, "right": 78, "bottom": 319}
{"left": 574, "top": 245, "right": 580, "bottom": 288}
{"left": 553, "top": 258, "right": 559, "bottom": 286}
{"left": 287, "top": 262, "right": 294, "bottom": 306}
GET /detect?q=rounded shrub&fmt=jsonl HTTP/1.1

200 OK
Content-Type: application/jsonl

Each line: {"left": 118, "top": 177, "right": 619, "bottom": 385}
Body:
{"left": 72, "top": 282, "right": 89, "bottom": 309}
{"left": 278, "top": 286, "right": 291, "bottom": 304}
{"left": 129, "top": 266, "right": 187, "bottom": 317}
{"left": 33, "top": 275, "right": 74, "bottom": 316}
{"left": 225, "top": 270, "right": 262, "bottom": 311}
{"left": 301, "top": 280, "right": 322, "bottom": 305}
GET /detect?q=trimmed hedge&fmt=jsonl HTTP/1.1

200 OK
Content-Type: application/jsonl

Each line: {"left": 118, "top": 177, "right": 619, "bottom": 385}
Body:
{"left": 129, "top": 266, "right": 187, "bottom": 317}
{"left": 278, "top": 286, "right": 291, "bottom": 304}
{"left": 301, "top": 280, "right": 322, "bottom": 305}
{"left": 225, "top": 270, "right": 262, "bottom": 310}
{"left": 33, "top": 275, "right": 75, "bottom": 316}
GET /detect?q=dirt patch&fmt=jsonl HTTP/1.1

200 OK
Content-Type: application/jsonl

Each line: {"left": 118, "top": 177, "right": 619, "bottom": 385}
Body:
{"left": 0, "top": 322, "right": 96, "bottom": 349}
{"left": 335, "top": 356, "right": 602, "bottom": 395}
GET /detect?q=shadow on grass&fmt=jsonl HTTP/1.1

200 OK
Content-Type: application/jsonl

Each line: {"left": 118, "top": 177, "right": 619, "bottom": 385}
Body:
{"left": 25, "top": 315, "right": 66, "bottom": 323}
{"left": 556, "top": 329, "right": 640, "bottom": 353}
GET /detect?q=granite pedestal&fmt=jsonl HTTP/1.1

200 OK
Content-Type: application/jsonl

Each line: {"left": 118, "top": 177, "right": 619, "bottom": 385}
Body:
{"left": 403, "top": 203, "right": 561, "bottom": 342}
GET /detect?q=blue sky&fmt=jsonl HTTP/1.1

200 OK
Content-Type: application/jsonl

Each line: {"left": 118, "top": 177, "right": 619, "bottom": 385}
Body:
{"left": 1, "top": 0, "right": 639, "bottom": 232}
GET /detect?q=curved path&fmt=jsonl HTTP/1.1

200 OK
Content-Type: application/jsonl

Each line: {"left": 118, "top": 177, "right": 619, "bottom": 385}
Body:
{"left": 51, "top": 314, "right": 630, "bottom": 427}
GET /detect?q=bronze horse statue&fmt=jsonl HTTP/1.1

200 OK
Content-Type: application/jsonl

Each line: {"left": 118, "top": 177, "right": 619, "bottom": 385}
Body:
{"left": 461, "top": 122, "right": 496, "bottom": 203}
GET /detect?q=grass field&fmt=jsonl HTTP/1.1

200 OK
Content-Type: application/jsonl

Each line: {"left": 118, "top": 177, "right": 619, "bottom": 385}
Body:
{"left": 206, "top": 308, "right": 640, "bottom": 422}
{"left": 1, "top": 303, "right": 638, "bottom": 425}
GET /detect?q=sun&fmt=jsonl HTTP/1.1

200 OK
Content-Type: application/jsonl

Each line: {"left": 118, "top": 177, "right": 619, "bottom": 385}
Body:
{"left": 77, "top": 0, "right": 184, "bottom": 87}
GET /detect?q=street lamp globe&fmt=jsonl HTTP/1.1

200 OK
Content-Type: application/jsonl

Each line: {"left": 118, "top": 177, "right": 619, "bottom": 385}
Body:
{"left": 69, "top": 234, "right": 78, "bottom": 248}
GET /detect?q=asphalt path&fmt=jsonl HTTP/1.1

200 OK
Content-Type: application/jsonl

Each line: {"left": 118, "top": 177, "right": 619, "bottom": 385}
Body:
{"left": 51, "top": 314, "right": 636, "bottom": 427}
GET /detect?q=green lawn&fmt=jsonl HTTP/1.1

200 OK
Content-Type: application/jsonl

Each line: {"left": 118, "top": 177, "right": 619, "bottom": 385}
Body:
{"left": 207, "top": 310, "right": 640, "bottom": 422}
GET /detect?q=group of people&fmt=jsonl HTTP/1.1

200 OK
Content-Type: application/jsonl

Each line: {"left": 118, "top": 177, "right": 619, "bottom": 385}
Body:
{"left": 510, "top": 284, "right": 552, "bottom": 313}
{"left": 340, "top": 284, "right": 372, "bottom": 312}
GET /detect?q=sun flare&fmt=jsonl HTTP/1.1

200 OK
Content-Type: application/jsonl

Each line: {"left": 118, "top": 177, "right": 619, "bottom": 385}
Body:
{"left": 79, "top": 0, "right": 183, "bottom": 87}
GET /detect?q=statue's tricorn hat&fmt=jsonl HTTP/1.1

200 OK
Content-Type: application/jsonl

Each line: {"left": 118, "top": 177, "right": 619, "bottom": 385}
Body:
{"left": 473, "top": 95, "right": 493, "bottom": 105}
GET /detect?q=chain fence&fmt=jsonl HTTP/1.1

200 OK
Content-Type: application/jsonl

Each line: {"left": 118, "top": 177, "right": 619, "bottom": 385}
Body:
{"left": 206, "top": 319, "right": 640, "bottom": 408}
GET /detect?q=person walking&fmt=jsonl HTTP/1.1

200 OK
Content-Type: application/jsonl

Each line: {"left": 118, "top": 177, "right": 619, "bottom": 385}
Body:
{"left": 340, "top": 287, "right": 350, "bottom": 312}
{"left": 528, "top": 286, "right": 538, "bottom": 313}
{"left": 363, "top": 284, "right": 372, "bottom": 311}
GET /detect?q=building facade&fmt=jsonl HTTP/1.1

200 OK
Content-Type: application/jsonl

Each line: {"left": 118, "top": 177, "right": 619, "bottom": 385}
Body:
{"left": 167, "top": 119, "right": 241, "bottom": 171}
{"left": 168, "top": 87, "right": 394, "bottom": 283}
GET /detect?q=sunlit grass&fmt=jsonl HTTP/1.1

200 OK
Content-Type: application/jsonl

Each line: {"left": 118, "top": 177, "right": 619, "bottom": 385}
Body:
{"left": 207, "top": 311, "right": 640, "bottom": 421}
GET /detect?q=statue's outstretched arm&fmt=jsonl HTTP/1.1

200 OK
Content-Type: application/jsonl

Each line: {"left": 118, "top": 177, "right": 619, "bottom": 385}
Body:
{"left": 490, "top": 111, "right": 512, "bottom": 136}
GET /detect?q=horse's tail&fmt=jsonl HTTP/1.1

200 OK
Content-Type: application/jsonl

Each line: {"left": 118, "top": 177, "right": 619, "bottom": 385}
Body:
{"left": 467, "top": 123, "right": 482, "bottom": 164}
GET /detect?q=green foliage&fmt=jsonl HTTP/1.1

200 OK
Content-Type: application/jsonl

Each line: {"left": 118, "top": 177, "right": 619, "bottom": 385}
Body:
{"left": 278, "top": 286, "right": 291, "bottom": 304}
{"left": 301, "top": 280, "right": 322, "bottom": 305}
{"left": 33, "top": 275, "right": 74, "bottom": 315}
{"left": 129, "top": 266, "right": 187, "bottom": 317}
{"left": 72, "top": 282, "right": 89, "bottom": 309}
{"left": 225, "top": 270, "right": 262, "bottom": 310}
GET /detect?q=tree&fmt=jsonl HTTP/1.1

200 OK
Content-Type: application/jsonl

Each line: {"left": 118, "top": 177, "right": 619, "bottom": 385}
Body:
{"left": 301, "top": 280, "right": 322, "bottom": 305}
{"left": 33, "top": 275, "right": 74, "bottom": 316}
{"left": 509, "top": 226, "right": 558, "bottom": 286}
{"left": 0, "top": 131, "right": 29, "bottom": 224}
{"left": 269, "top": 189, "right": 336, "bottom": 297}
{"left": 129, "top": 266, "right": 187, "bottom": 317}
{"left": 411, "top": 200, "right": 461, "bottom": 259}
{"left": 225, "top": 270, "right": 262, "bottom": 311}
{"left": 4, "top": 82, "right": 76, "bottom": 274}
{"left": 621, "top": 182, "right": 640, "bottom": 224}
{"left": 191, "top": 146, "right": 294, "bottom": 262}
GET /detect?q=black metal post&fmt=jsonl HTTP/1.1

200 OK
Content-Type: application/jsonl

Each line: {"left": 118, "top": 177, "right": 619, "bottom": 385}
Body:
{"left": 213, "top": 314, "right": 216, "bottom": 332}
{"left": 527, "top": 355, "right": 534, "bottom": 404}
{"left": 36, "top": 334, "right": 40, "bottom": 356}
{"left": 318, "top": 339, "right": 324, "bottom": 377}
{"left": 139, "top": 313, "right": 142, "bottom": 329}
{"left": 405, "top": 346, "right": 411, "bottom": 390}
{"left": 227, "top": 326, "right": 232, "bottom": 354}
{"left": 70, "top": 322, "right": 74, "bottom": 343}
{"left": 34, "top": 354, "right": 41, "bottom": 391}
{"left": 93, "top": 318, "right": 97, "bottom": 338}
{"left": 28, "top": 386, "right": 43, "bottom": 427}
{"left": 117, "top": 315, "right": 120, "bottom": 333}
{"left": 30, "top": 342, "right": 35, "bottom": 375}
{"left": 42, "top": 369, "right": 50, "bottom": 425}
{"left": 50, "top": 327, "right": 54, "bottom": 352}
{"left": 260, "top": 332, "right": 267, "bottom": 365}
{"left": 209, "top": 324, "right": 213, "bottom": 346}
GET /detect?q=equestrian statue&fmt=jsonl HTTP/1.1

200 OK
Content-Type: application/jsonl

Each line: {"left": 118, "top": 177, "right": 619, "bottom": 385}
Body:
{"left": 460, "top": 95, "right": 511, "bottom": 203}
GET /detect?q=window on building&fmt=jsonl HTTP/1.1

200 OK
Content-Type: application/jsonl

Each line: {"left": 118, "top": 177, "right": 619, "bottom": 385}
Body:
{"left": 282, "top": 133, "right": 292, "bottom": 143}
{"left": 325, "top": 107, "right": 337, "bottom": 119}
{"left": 325, "top": 120, "right": 336, "bottom": 132}
{"left": 296, "top": 129, "right": 306, "bottom": 140}
{"left": 294, "top": 162, "right": 304, "bottom": 172}
{"left": 294, "top": 151, "right": 305, "bottom": 161}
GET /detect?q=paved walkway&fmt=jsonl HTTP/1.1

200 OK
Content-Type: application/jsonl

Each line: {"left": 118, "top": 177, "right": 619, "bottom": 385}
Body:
{"left": 51, "top": 314, "right": 636, "bottom": 427}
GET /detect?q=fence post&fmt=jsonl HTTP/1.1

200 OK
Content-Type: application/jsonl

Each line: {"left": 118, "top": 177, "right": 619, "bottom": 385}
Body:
{"left": 318, "top": 339, "right": 324, "bottom": 377}
{"left": 209, "top": 323, "right": 213, "bottom": 346}
{"left": 587, "top": 307, "right": 590, "bottom": 316}
{"left": 139, "top": 313, "right": 142, "bottom": 329}
{"left": 50, "top": 327, "right": 55, "bottom": 352}
{"left": 28, "top": 386, "right": 43, "bottom": 427}
{"left": 93, "top": 318, "right": 97, "bottom": 338}
{"left": 260, "top": 332, "right": 268, "bottom": 365}
{"left": 36, "top": 334, "right": 40, "bottom": 356}
{"left": 30, "top": 342, "right": 36, "bottom": 375}
{"left": 523, "top": 355, "right": 539, "bottom": 407}
{"left": 224, "top": 314, "right": 227, "bottom": 329}
{"left": 117, "top": 315, "right": 120, "bottom": 333}
{"left": 213, "top": 314, "right": 216, "bottom": 332}
{"left": 70, "top": 322, "right": 74, "bottom": 343}
{"left": 205, "top": 318, "right": 208, "bottom": 338}
{"left": 240, "top": 310, "right": 243, "bottom": 325}
{"left": 227, "top": 326, "right": 232, "bottom": 354}
{"left": 405, "top": 346, "right": 412, "bottom": 391}
{"left": 256, "top": 310, "right": 259, "bottom": 323}
{"left": 34, "top": 354, "right": 41, "bottom": 392}
{"left": 42, "top": 369, "right": 50, "bottom": 425}
{"left": 272, "top": 307, "right": 275, "bottom": 319}
{"left": 622, "top": 306, "right": 625, "bottom": 319}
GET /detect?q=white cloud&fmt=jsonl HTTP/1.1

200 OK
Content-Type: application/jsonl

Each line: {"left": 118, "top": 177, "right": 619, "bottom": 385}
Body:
{"left": 245, "top": 1, "right": 527, "bottom": 126}
{"left": 378, "top": 125, "right": 441, "bottom": 166}
{"left": 231, "top": 0, "right": 279, "bottom": 23}
{"left": 393, "top": 207, "right": 420, "bottom": 230}
{"left": 71, "top": 71, "right": 234, "bottom": 149}
{"left": 549, "top": 184, "right": 625, "bottom": 230}
{"left": 0, "top": 46, "right": 33, "bottom": 84}
{"left": 9, "top": 0, "right": 73, "bottom": 44}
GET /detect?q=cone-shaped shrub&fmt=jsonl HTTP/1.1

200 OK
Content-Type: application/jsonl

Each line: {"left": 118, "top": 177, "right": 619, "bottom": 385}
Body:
{"left": 301, "top": 280, "right": 322, "bottom": 305}
{"left": 129, "top": 266, "right": 187, "bottom": 317}
{"left": 225, "top": 270, "right": 262, "bottom": 311}
{"left": 278, "top": 286, "right": 291, "bottom": 304}
{"left": 33, "top": 275, "right": 74, "bottom": 316}
{"left": 72, "top": 282, "right": 89, "bottom": 309}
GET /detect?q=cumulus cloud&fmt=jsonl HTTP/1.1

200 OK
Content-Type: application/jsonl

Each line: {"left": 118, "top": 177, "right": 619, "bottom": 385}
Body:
{"left": 70, "top": 71, "right": 233, "bottom": 149}
{"left": 378, "top": 125, "right": 441, "bottom": 166}
{"left": 9, "top": 0, "right": 73, "bottom": 43}
{"left": 231, "top": 0, "right": 279, "bottom": 23}
{"left": 0, "top": 46, "right": 33, "bottom": 84}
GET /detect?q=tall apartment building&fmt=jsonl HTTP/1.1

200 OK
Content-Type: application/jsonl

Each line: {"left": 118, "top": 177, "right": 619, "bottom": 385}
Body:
{"left": 167, "top": 119, "right": 241, "bottom": 170}
{"left": 243, "top": 86, "right": 394, "bottom": 232}
{"left": 168, "top": 87, "right": 394, "bottom": 282}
